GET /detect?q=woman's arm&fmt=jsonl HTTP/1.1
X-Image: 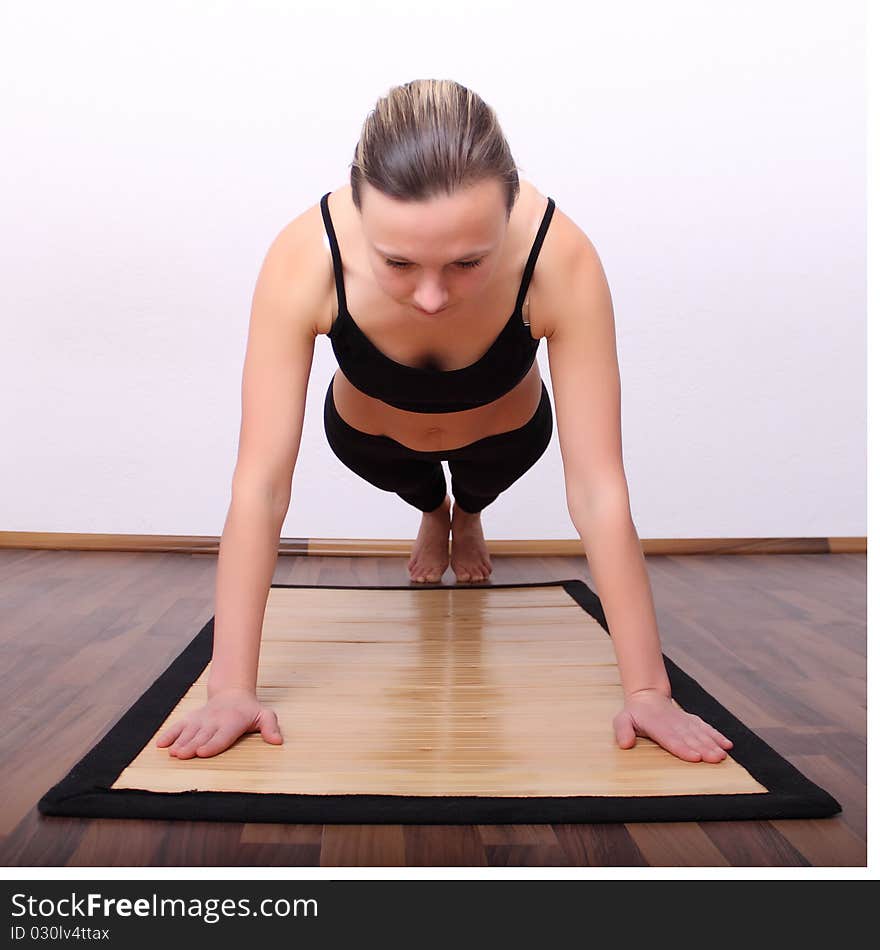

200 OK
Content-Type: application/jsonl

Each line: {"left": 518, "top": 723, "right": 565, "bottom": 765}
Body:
{"left": 157, "top": 217, "right": 322, "bottom": 758}
{"left": 207, "top": 224, "right": 319, "bottom": 696}
{"left": 544, "top": 235, "right": 668, "bottom": 696}
{"left": 543, "top": 217, "right": 732, "bottom": 762}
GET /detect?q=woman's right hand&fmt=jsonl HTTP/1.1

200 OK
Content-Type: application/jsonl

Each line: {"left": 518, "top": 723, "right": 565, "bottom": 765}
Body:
{"left": 155, "top": 687, "right": 283, "bottom": 759}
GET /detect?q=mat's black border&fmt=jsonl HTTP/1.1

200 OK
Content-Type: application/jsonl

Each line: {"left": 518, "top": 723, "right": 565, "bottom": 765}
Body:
{"left": 38, "top": 580, "right": 842, "bottom": 824}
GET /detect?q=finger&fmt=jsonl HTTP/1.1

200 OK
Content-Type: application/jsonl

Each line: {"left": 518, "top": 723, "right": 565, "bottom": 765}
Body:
{"left": 193, "top": 725, "right": 221, "bottom": 755}
{"left": 193, "top": 727, "right": 237, "bottom": 757}
{"left": 168, "top": 723, "right": 200, "bottom": 748}
{"left": 168, "top": 724, "right": 203, "bottom": 755}
{"left": 685, "top": 728, "right": 728, "bottom": 761}
{"left": 698, "top": 729, "right": 730, "bottom": 758}
{"left": 614, "top": 713, "right": 637, "bottom": 749}
{"left": 707, "top": 725, "right": 734, "bottom": 748}
{"left": 156, "top": 722, "right": 184, "bottom": 747}
{"left": 662, "top": 732, "right": 703, "bottom": 761}
{"left": 688, "top": 715, "right": 733, "bottom": 749}
{"left": 260, "top": 711, "right": 283, "bottom": 744}
{"left": 693, "top": 735, "right": 728, "bottom": 760}
{"left": 176, "top": 725, "right": 214, "bottom": 756}
{"left": 677, "top": 733, "right": 707, "bottom": 760}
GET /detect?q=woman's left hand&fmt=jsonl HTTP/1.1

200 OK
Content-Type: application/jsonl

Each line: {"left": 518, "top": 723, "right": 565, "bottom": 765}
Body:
{"left": 613, "top": 688, "right": 734, "bottom": 763}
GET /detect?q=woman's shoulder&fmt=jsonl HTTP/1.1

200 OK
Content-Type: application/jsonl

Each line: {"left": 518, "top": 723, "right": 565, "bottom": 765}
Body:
{"left": 525, "top": 186, "right": 604, "bottom": 340}
{"left": 264, "top": 194, "right": 341, "bottom": 339}
{"left": 529, "top": 184, "right": 599, "bottom": 275}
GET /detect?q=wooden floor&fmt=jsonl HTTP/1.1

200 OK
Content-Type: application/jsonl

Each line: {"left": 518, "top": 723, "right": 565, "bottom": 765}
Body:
{"left": 0, "top": 548, "right": 866, "bottom": 867}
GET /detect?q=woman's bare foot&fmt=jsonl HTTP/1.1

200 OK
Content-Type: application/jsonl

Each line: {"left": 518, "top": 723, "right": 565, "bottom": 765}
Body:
{"left": 407, "top": 494, "right": 452, "bottom": 583}
{"left": 450, "top": 502, "right": 493, "bottom": 582}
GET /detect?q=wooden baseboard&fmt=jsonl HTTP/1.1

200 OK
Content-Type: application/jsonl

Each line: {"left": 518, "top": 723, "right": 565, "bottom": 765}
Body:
{"left": 0, "top": 532, "right": 866, "bottom": 556}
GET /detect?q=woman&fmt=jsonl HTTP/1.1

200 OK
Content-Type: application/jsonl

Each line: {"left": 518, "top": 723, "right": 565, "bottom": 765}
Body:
{"left": 157, "top": 79, "right": 734, "bottom": 766}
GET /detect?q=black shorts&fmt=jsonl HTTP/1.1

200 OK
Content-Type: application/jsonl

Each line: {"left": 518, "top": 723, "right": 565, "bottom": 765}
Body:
{"left": 323, "top": 377, "right": 554, "bottom": 513}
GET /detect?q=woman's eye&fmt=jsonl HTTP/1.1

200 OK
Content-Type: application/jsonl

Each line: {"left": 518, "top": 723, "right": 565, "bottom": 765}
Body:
{"left": 383, "top": 258, "right": 484, "bottom": 270}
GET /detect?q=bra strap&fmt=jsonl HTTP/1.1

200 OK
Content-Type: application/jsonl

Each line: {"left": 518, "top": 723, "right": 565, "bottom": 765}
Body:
{"left": 514, "top": 196, "right": 556, "bottom": 315}
{"left": 320, "top": 192, "right": 348, "bottom": 315}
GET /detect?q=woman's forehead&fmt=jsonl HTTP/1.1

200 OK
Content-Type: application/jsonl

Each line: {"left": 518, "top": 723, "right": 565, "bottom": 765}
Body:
{"left": 361, "top": 189, "right": 506, "bottom": 259}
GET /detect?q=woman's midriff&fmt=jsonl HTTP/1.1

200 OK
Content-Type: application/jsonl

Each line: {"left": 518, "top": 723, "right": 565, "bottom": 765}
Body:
{"left": 331, "top": 358, "right": 544, "bottom": 452}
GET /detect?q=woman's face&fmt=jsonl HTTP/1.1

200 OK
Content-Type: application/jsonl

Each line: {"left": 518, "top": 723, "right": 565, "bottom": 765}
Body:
{"left": 359, "top": 178, "right": 509, "bottom": 317}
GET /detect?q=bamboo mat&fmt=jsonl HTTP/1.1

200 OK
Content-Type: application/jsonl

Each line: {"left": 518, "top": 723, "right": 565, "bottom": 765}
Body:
{"left": 38, "top": 580, "right": 842, "bottom": 823}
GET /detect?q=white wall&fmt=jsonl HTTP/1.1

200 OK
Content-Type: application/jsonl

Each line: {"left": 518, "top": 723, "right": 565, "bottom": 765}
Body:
{"left": 1, "top": 0, "right": 865, "bottom": 541}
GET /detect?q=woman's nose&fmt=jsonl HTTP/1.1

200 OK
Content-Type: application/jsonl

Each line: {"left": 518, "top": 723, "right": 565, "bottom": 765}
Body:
{"left": 412, "top": 286, "right": 449, "bottom": 313}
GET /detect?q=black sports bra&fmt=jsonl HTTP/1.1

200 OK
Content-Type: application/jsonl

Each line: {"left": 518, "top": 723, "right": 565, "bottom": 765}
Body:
{"left": 319, "top": 190, "right": 556, "bottom": 413}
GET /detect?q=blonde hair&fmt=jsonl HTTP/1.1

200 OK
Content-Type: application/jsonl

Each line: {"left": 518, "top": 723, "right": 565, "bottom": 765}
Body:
{"left": 350, "top": 79, "right": 520, "bottom": 219}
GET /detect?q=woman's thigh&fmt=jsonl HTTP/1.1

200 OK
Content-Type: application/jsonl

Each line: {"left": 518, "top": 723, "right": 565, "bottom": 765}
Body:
{"left": 323, "top": 377, "right": 445, "bottom": 496}
{"left": 447, "top": 380, "right": 554, "bottom": 500}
